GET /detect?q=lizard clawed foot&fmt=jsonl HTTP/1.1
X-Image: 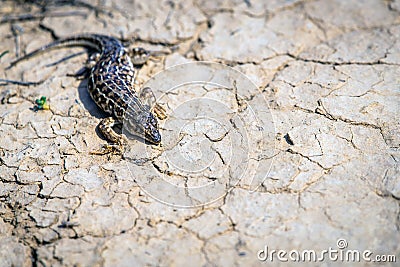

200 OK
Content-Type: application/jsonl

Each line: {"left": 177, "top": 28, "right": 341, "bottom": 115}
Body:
{"left": 152, "top": 103, "right": 167, "bottom": 120}
{"left": 90, "top": 143, "right": 125, "bottom": 156}
{"left": 90, "top": 135, "right": 128, "bottom": 156}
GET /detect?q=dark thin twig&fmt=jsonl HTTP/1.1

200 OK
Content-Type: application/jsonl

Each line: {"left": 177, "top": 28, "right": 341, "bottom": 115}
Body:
{"left": 0, "top": 11, "right": 87, "bottom": 24}
{"left": 0, "top": 78, "right": 46, "bottom": 86}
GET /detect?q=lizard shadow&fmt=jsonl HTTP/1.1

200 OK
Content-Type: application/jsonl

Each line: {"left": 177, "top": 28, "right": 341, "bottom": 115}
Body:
{"left": 76, "top": 78, "right": 110, "bottom": 142}
{"left": 76, "top": 78, "right": 105, "bottom": 119}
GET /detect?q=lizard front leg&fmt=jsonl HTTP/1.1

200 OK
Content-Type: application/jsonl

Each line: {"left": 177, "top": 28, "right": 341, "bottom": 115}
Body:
{"left": 139, "top": 87, "right": 167, "bottom": 120}
{"left": 130, "top": 47, "right": 167, "bottom": 120}
{"left": 90, "top": 117, "right": 127, "bottom": 155}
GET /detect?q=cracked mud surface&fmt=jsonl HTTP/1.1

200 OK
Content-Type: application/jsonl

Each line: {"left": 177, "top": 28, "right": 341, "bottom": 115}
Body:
{"left": 1, "top": 0, "right": 399, "bottom": 266}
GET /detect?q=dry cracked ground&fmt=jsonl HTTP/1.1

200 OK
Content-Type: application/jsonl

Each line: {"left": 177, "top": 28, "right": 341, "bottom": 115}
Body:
{"left": 0, "top": 0, "right": 400, "bottom": 266}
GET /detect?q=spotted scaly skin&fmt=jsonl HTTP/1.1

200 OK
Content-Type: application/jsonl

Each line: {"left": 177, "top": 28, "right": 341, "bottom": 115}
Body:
{"left": 8, "top": 34, "right": 163, "bottom": 151}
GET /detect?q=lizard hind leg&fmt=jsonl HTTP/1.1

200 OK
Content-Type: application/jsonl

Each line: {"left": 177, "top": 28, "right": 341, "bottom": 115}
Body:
{"left": 87, "top": 52, "right": 101, "bottom": 68}
{"left": 68, "top": 52, "right": 101, "bottom": 79}
{"left": 130, "top": 47, "right": 150, "bottom": 65}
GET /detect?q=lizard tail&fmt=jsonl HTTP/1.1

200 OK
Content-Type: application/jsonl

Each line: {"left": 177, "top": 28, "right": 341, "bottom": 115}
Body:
{"left": 6, "top": 35, "right": 103, "bottom": 70}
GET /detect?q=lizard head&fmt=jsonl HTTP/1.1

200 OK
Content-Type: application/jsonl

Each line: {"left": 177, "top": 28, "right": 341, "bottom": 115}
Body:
{"left": 141, "top": 112, "right": 161, "bottom": 144}
{"left": 124, "top": 109, "right": 161, "bottom": 145}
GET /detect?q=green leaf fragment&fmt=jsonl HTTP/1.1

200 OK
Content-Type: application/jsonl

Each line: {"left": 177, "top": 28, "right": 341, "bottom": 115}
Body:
{"left": 34, "top": 96, "right": 50, "bottom": 110}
